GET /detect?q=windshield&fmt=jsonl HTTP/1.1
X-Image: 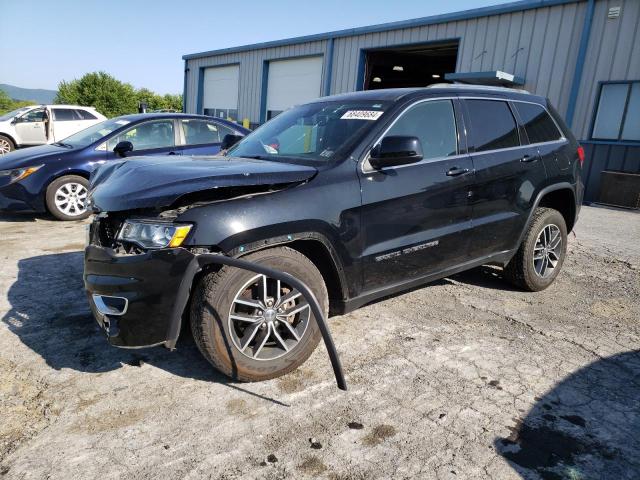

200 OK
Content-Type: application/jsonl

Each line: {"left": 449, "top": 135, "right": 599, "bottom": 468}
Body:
{"left": 228, "top": 100, "right": 390, "bottom": 163}
{"left": 59, "top": 117, "right": 132, "bottom": 147}
{"left": 0, "top": 106, "right": 32, "bottom": 122}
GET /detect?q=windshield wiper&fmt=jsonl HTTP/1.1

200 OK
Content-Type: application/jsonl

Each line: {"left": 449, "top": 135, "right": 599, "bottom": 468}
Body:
{"left": 53, "top": 142, "right": 73, "bottom": 148}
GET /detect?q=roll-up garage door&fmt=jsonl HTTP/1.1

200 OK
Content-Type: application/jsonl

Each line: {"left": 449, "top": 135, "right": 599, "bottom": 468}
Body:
{"left": 266, "top": 56, "right": 323, "bottom": 120}
{"left": 202, "top": 65, "right": 239, "bottom": 121}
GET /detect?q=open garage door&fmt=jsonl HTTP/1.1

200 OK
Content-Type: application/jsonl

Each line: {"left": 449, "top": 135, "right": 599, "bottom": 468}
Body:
{"left": 266, "top": 56, "right": 323, "bottom": 120}
{"left": 363, "top": 41, "right": 459, "bottom": 90}
{"left": 202, "top": 65, "right": 239, "bottom": 121}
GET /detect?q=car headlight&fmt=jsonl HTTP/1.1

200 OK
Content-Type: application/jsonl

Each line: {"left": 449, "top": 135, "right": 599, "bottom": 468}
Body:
{"left": 0, "top": 165, "right": 43, "bottom": 184}
{"left": 117, "top": 221, "right": 192, "bottom": 249}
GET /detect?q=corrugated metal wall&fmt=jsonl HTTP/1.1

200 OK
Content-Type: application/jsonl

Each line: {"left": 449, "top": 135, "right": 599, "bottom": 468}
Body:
{"left": 185, "top": 1, "right": 590, "bottom": 124}
{"left": 330, "top": 0, "right": 587, "bottom": 120}
{"left": 184, "top": 39, "right": 328, "bottom": 121}
{"left": 570, "top": 0, "right": 640, "bottom": 139}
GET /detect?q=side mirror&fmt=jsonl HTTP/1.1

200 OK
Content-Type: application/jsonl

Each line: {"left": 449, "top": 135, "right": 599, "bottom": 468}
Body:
{"left": 113, "top": 141, "right": 134, "bottom": 158}
{"left": 221, "top": 134, "right": 243, "bottom": 150}
{"left": 369, "top": 136, "right": 423, "bottom": 169}
{"left": 11, "top": 116, "right": 21, "bottom": 125}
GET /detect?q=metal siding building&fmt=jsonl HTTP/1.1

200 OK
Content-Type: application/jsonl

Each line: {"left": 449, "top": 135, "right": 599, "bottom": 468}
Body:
{"left": 184, "top": 0, "right": 640, "bottom": 205}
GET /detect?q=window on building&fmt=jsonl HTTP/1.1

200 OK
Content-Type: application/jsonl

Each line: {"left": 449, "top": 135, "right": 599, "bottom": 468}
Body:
{"left": 592, "top": 81, "right": 640, "bottom": 141}
{"left": 384, "top": 100, "right": 458, "bottom": 160}
{"left": 514, "top": 102, "right": 563, "bottom": 144}
{"left": 466, "top": 100, "right": 520, "bottom": 152}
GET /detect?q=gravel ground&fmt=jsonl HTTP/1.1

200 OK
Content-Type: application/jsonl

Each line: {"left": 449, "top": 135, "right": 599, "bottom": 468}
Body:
{"left": 0, "top": 205, "right": 638, "bottom": 480}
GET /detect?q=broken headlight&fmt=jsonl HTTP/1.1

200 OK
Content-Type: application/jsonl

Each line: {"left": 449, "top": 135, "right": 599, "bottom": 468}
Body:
{"left": 117, "top": 220, "right": 192, "bottom": 249}
{"left": 0, "top": 165, "right": 43, "bottom": 184}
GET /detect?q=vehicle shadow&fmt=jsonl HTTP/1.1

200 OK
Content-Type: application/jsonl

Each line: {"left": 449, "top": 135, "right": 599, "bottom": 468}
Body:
{"left": 448, "top": 265, "right": 521, "bottom": 292}
{"left": 495, "top": 350, "right": 640, "bottom": 479}
{"left": 0, "top": 212, "right": 49, "bottom": 222}
{"left": 2, "top": 251, "right": 289, "bottom": 406}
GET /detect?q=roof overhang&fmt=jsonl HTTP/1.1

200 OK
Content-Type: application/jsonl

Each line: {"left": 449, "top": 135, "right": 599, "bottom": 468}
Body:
{"left": 444, "top": 70, "right": 525, "bottom": 86}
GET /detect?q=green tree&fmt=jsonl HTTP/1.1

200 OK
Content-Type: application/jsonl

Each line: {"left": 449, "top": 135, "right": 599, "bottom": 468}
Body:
{"left": 0, "top": 89, "right": 35, "bottom": 115}
{"left": 55, "top": 72, "right": 183, "bottom": 117}
{"left": 55, "top": 71, "right": 138, "bottom": 117}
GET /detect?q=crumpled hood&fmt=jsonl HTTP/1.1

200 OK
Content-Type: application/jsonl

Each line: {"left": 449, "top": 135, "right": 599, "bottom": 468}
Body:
{"left": 89, "top": 155, "right": 317, "bottom": 212}
{"left": 0, "top": 144, "right": 74, "bottom": 170}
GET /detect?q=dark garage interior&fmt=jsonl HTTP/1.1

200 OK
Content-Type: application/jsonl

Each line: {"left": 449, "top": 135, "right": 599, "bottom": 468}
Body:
{"left": 363, "top": 40, "right": 459, "bottom": 90}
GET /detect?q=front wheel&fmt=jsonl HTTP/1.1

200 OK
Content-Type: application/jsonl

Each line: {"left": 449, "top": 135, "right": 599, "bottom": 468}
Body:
{"left": 45, "top": 175, "right": 91, "bottom": 221}
{"left": 0, "top": 135, "right": 15, "bottom": 155}
{"left": 504, "top": 207, "right": 568, "bottom": 291}
{"left": 190, "top": 247, "right": 328, "bottom": 382}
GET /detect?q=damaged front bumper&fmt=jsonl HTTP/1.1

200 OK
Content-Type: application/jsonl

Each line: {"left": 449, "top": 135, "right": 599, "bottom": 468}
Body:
{"left": 84, "top": 244, "right": 194, "bottom": 348}
{"left": 84, "top": 223, "right": 346, "bottom": 389}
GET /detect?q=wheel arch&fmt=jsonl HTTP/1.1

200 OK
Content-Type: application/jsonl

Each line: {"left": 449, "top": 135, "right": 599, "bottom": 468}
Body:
{"left": 0, "top": 132, "right": 18, "bottom": 148}
{"left": 43, "top": 169, "right": 91, "bottom": 212}
{"left": 516, "top": 183, "right": 577, "bottom": 248}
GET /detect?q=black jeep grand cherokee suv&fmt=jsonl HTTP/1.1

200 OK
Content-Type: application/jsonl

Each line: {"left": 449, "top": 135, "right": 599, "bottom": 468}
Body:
{"left": 85, "top": 85, "right": 584, "bottom": 382}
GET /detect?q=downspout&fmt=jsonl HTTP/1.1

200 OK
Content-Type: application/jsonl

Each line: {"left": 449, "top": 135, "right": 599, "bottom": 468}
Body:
{"left": 323, "top": 37, "right": 335, "bottom": 97}
{"left": 565, "top": 0, "right": 595, "bottom": 129}
{"left": 182, "top": 60, "right": 189, "bottom": 113}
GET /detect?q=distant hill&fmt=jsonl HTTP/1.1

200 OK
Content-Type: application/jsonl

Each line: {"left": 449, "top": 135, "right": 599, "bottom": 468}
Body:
{"left": 0, "top": 84, "right": 57, "bottom": 104}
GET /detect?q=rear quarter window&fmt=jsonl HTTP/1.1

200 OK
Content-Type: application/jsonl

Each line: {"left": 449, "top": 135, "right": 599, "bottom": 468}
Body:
{"left": 514, "top": 102, "right": 562, "bottom": 144}
{"left": 466, "top": 100, "right": 520, "bottom": 152}
{"left": 75, "top": 109, "right": 98, "bottom": 120}
{"left": 53, "top": 109, "right": 79, "bottom": 121}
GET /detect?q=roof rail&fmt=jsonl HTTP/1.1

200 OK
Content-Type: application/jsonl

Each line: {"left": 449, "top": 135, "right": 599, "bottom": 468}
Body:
{"left": 427, "top": 83, "right": 531, "bottom": 94}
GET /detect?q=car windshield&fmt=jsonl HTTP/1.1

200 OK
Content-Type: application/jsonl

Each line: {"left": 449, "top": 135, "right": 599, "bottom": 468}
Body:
{"left": 228, "top": 100, "right": 390, "bottom": 163}
{"left": 0, "top": 107, "right": 32, "bottom": 122}
{"left": 59, "top": 117, "right": 132, "bottom": 147}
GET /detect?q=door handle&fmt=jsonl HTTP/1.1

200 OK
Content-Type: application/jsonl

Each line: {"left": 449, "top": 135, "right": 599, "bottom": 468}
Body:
{"left": 446, "top": 167, "right": 470, "bottom": 177}
{"left": 520, "top": 155, "right": 538, "bottom": 163}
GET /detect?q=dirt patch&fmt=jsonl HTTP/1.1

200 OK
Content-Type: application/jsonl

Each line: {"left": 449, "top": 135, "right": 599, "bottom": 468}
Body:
{"left": 69, "top": 408, "right": 148, "bottom": 434}
{"left": 276, "top": 367, "right": 315, "bottom": 393}
{"left": 0, "top": 359, "right": 56, "bottom": 463}
{"left": 362, "top": 424, "right": 397, "bottom": 446}
{"left": 42, "top": 243, "right": 86, "bottom": 253}
{"left": 297, "top": 455, "right": 327, "bottom": 476}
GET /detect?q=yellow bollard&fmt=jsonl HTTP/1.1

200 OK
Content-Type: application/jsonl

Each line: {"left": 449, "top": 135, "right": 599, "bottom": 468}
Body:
{"left": 243, "top": 118, "right": 250, "bottom": 129}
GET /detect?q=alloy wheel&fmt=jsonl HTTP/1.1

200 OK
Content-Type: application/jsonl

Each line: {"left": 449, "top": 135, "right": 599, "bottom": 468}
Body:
{"left": 0, "top": 138, "right": 11, "bottom": 155}
{"left": 54, "top": 182, "right": 88, "bottom": 217}
{"left": 533, "top": 224, "right": 562, "bottom": 278}
{"left": 228, "top": 274, "right": 311, "bottom": 361}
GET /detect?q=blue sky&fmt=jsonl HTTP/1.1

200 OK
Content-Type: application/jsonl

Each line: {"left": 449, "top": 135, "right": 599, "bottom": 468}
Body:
{"left": 1, "top": 0, "right": 512, "bottom": 94}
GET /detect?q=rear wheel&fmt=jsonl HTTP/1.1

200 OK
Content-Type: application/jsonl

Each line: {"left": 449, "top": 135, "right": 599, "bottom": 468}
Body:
{"left": 0, "top": 135, "right": 15, "bottom": 155}
{"left": 190, "top": 247, "right": 328, "bottom": 382}
{"left": 45, "top": 175, "right": 90, "bottom": 221}
{"left": 504, "top": 207, "right": 567, "bottom": 291}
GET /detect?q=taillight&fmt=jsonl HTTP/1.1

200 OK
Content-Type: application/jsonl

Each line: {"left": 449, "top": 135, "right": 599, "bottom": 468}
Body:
{"left": 577, "top": 146, "right": 585, "bottom": 166}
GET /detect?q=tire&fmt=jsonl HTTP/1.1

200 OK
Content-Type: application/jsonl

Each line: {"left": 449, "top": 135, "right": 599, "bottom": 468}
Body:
{"left": 504, "top": 207, "right": 568, "bottom": 291}
{"left": 190, "top": 246, "right": 328, "bottom": 382}
{"left": 45, "top": 175, "right": 91, "bottom": 221}
{"left": 0, "top": 135, "right": 15, "bottom": 154}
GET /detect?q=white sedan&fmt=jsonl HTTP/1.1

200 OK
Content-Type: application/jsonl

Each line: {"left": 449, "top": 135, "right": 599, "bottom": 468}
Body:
{"left": 0, "top": 105, "right": 106, "bottom": 154}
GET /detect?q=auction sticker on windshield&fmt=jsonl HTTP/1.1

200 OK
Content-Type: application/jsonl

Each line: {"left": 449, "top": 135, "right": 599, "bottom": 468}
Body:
{"left": 340, "top": 110, "right": 384, "bottom": 121}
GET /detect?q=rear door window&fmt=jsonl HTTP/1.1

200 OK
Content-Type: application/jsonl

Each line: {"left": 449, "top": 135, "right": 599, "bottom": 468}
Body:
{"left": 53, "top": 108, "right": 80, "bottom": 121}
{"left": 383, "top": 99, "right": 458, "bottom": 160}
{"left": 181, "top": 119, "right": 234, "bottom": 145}
{"left": 466, "top": 100, "right": 520, "bottom": 152}
{"left": 514, "top": 102, "right": 562, "bottom": 144}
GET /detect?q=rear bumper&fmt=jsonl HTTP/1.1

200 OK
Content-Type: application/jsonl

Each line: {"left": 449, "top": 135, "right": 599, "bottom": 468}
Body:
{"left": 84, "top": 244, "right": 194, "bottom": 348}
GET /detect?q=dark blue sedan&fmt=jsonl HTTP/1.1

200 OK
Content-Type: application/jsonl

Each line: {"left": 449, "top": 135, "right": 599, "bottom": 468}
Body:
{"left": 0, "top": 113, "right": 249, "bottom": 220}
